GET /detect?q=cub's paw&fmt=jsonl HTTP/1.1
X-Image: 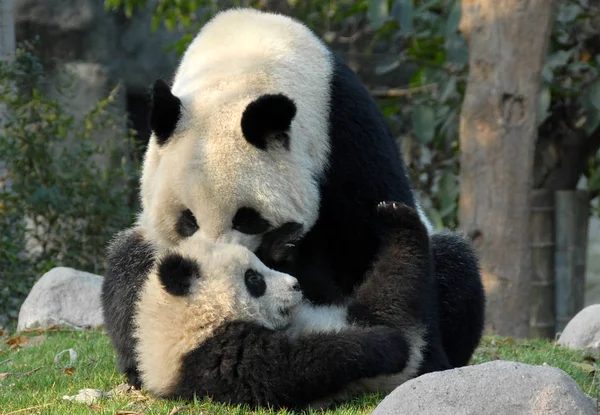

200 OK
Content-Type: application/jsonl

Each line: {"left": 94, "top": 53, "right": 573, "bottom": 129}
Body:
{"left": 376, "top": 201, "right": 427, "bottom": 234}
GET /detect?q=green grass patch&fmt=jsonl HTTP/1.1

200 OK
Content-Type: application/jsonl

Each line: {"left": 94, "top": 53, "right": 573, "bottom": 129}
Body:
{"left": 0, "top": 329, "right": 598, "bottom": 414}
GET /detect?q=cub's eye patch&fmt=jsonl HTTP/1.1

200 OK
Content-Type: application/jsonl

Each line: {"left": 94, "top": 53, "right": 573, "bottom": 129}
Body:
{"left": 232, "top": 207, "right": 271, "bottom": 235}
{"left": 244, "top": 269, "right": 266, "bottom": 298}
{"left": 176, "top": 209, "right": 199, "bottom": 237}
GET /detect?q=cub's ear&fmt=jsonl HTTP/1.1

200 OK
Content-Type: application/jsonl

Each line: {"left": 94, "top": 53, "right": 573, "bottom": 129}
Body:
{"left": 157, "top": 253, "right": 200, "bottom": 297}
{"left": 241, "top": 94, "right": 297, "bottom": 151}
{"left": 149, "top": 79, "right": 182, "bottom": 145}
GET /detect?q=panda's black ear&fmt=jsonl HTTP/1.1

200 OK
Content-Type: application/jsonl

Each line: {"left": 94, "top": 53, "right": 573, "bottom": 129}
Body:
{"left": 149, "top": 79, "right": 182, "bottom": 146}
{"left": 157, "top": 253, "right": 200, "bottom": 297}
{"left": 241, "top": 94, "right": 297, "bottom": 151}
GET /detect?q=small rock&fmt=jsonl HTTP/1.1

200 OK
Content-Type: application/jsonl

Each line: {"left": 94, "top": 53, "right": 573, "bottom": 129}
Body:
{"left": 17, "top": 267, "right": 104, "bottom": 332}
{"left": 557, "top": 304, "right": 600, "bottom": 351}
{"left": 62, "top": 388, "right": 105, "bottom": 405}
{"left": 371, "top": 360, "right": 597, "bottom": 415}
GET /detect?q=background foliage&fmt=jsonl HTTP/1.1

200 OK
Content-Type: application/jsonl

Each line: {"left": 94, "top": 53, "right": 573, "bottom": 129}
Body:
{"left": 0, "top": 44, "right": 140, "bottom": 328}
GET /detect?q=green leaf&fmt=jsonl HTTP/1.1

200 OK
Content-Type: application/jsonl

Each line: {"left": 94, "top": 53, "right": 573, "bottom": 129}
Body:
{"left": 570, "top": 362, "right": 596, "bottom": 375}
{"left": 440, "top": 76, "right": 457, "bottom": 102}
{"left": 555, "top": 3, "right": 581, "bottom": 23}
{"left": 425, "top": 206, "right": 444, "bottom": 231}
{"left": 588, "top": 80, "right": 600, "bottom": 111}
{"left": 368, "top": 0, "right": 389, "bottom": 30}
{"left": 588, "top": 167, "right": 600, "bottom": 191}
{"left": 415, "top": 0, "right": 442, "bottom": 14}
{"left": 584, "top": 110, "right": 600, "bottom": 136}
{"left": 412, "top": 106, "right": 436, "bottom": 144}
{"left": 445, "top": 0, "right": 461, "bottom": 37}
{"left": 392, "top": 0, "right": 413, "bottom": 34}
{"left": 545, "top": 50, "right": 572, "bottom": 71}
{"left": 438, "top": 171, "right": 459, "bottom": 208}
{"left": 581, "top": 81, "right": 600, "bottom": 134}
{"left": 444, "top": 1, "right": 467, "bottom": 68}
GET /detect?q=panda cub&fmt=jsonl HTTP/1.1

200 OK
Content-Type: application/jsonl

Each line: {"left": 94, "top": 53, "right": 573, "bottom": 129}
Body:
{"left": 133, "top": 202, "right": 430, "bottom": 409}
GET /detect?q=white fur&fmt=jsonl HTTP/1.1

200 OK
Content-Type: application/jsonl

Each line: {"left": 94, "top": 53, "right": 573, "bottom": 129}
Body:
{"left": 133, "top": 235, "right": 302, "bottom": 397}
{"left": 138, "top": 8, "right": 333, "bottom": 251}
{"left": 286, "top": 302, "right": 349, "bottom": 338}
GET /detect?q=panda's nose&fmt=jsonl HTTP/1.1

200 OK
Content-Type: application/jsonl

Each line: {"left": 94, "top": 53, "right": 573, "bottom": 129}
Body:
{"left": 292, "top": 282, "right": 301, "bottom": 292}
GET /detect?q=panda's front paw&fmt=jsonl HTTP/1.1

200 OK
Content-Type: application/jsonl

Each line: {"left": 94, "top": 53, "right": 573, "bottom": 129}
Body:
{"left": 376, "top": 201, "right": 426, "bottom": 234}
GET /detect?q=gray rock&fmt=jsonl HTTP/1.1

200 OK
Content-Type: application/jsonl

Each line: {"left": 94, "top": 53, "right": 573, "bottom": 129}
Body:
{"left": 558, "top": 304, "right": 600, "bottom": 351}
{"left": 371, "top": 360, "right": 598, "bottom": 415}
{"left": 17, "top": 267, "right": 104, "bottom": 331}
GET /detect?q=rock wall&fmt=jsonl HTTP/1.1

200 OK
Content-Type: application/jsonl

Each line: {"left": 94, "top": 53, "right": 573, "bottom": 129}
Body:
{"left": 14, "top": 0, "right": 183, "bottom": 146}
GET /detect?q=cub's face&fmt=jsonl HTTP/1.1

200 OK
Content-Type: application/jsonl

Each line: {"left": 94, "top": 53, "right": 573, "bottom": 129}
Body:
{"left": 156, "top": 236, "right": 303, "bottom": 330}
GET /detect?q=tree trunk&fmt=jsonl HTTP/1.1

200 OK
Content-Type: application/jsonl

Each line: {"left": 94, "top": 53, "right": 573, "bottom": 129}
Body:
{"left": 458, "top": 0, "right": 554, "bottom": 338}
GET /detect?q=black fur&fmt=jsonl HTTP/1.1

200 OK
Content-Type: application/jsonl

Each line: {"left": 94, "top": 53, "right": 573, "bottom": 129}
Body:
{"left": 150, "top": 79, "right": 182, "bottom": 145}
{"left": 348, "top": 202, "right": 434, "bottom": 328}
{"left": 175, "top": 323, "right": 408, "bottom": 409}
{"left": 432, "top": 231, "right": 485, "bottom": 368}
{"left": 348, "top": 202, "right": 452, "bottom": 375}
{"left": 255, "top": 221, "right": 303, "bottom": 270}
{"left": 255, "top": 54, "right": 484, "bottom": 371}
{"left": 241, "top": 94, "right": 297, "bottom": 150}
{"left": 176, "top": 209, "right": 199, "bottom": 237}
{"left": 244, "top": 269, "right": 266, "bottom": 298}
{"left": 232, "top": 207, "right": 271, "bottom": 235}
{"left": 101, "top": 228, "right": 156, "bottom": 389}
{"left": 158, "top": 254, "right": 200, "bottom": 297}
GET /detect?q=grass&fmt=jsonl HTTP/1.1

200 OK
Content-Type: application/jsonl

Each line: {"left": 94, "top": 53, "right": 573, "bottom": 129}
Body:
{"left": 0, "top": 329, "right": 598, "bottom": 415}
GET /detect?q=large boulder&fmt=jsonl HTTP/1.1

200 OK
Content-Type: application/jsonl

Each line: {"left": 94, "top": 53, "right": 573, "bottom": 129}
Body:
{"left": 371, "top": 360, "right": 597, "bottom": 415}
{"left": 17, "top": 267, "right": 104, "bottom": 331}
{"left": 557, "top": 304, "right": 600, "bottom": 351}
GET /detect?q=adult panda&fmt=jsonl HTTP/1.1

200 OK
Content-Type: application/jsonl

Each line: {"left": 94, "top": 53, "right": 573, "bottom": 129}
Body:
{"left": 134, "top": 8, "right": 484, "bottom": 376}
{"left": 133, "top": 202, "right": 431, "bottom": 409}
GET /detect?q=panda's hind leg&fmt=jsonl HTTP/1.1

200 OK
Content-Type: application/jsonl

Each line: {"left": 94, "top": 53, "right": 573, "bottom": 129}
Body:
{"left": 431, "top": 231, "right": 485, "bottom": 368}
{"left": 348, "top": 201, "right": 431, "bottom": 330}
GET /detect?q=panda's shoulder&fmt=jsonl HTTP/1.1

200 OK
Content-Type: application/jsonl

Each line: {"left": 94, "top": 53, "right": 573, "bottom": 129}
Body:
{"left": 105, "top": 227, "right": 156, "bottom": 284}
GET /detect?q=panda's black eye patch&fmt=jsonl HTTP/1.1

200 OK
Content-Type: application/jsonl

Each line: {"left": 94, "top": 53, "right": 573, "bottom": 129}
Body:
{"left": 176, "top": 209, "right": 199, "bottom": 237}
{"left": 244, "top": 269, "right": 266, "bottom": 298}
{"left": 232, "top": 207, "right": 271, "bottom": 235}
{"left": 158, "top": 254, "right": 201, "bottom": 297}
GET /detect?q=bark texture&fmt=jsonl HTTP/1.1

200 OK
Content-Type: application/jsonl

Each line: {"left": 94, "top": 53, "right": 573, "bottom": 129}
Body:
{"left": 458, "top": 0, "right": 555, "bottom": 337}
